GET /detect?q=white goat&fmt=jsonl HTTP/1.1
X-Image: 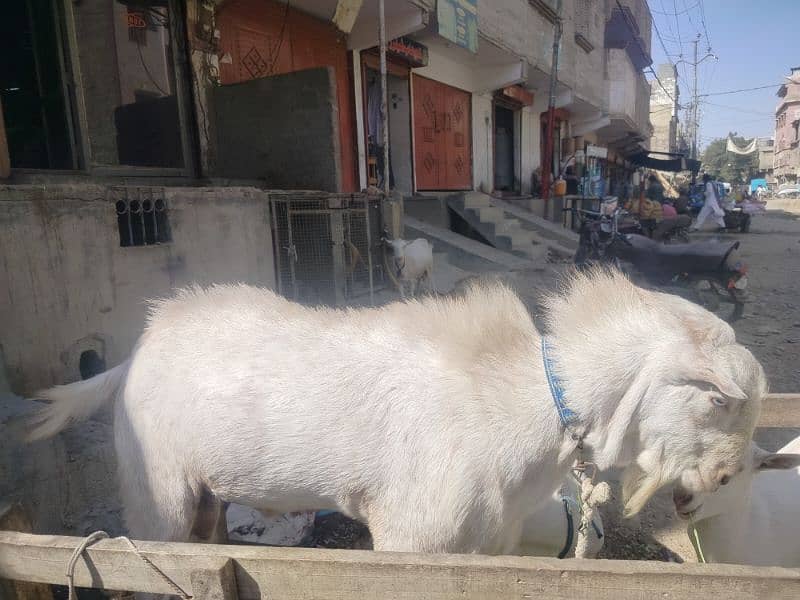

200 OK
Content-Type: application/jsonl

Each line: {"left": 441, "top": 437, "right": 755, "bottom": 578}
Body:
{"left": 386, "top": 237, "right": 435, "bottom": 298}
{"left": 29, "top": 270, "right": 764, "bottom": 554}
{"left": 673, "top": 436, "right": 800, "bottom": 567}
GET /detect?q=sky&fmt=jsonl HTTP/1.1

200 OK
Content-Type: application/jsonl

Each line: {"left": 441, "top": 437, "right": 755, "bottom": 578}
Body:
{"left": 647, "top": 0, "right": 797, "bottom": 151}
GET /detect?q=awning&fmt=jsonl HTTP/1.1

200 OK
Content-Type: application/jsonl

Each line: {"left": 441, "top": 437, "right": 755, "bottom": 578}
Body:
{"left": 628, "top": 152, "right": 701, "bottom": 173}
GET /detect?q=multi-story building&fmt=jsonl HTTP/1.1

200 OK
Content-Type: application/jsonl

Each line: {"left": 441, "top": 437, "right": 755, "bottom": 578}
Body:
{"left": 649, "top": 64, "right": 679, "bottom": 154}
{"left": 774, "top": 67, "right": 800, "bottom": 187}
{"left": 0, "top": 0, "right": 655, "bottom": 393}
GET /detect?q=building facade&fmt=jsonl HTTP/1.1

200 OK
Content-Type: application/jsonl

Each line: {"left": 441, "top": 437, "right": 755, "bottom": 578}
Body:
{"left": 649, "top": 64, "right": 679, "bottom": 154}
{"left": 0, "top": 0, "right": 655, "bottom": 393}
{"left": 774, "top": 67, "right": 800, "bottom": 187}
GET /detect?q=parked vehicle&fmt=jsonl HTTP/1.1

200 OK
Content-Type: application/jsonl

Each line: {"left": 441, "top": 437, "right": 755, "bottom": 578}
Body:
{"left": 573, "top": 201, "right": 748, "bottom": 322}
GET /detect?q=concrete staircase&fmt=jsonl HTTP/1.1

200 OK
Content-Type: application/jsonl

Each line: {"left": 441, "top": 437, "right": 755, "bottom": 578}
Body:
{"left": 448, "top": 192, "right": 573, "bottom": 259}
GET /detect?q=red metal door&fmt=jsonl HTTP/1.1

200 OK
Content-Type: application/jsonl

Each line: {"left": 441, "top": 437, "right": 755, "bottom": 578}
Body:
{"left": 413, "top": 76, "right": 471, "bottom": 190}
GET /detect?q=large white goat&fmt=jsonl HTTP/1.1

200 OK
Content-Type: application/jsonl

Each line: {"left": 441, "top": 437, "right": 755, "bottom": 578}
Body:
{"left": 386, "top": 237, "right": 435, "bottom": 298}
{"left": 30, "top": 270, "right": 764, "bottom": 553}
{"left": 673, "top": 436, "right": 800, "bottom": 567}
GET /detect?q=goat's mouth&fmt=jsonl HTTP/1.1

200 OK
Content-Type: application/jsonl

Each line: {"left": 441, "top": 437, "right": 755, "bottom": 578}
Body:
{"left": 675, "top": 503, "right": 703, "bottom": 520}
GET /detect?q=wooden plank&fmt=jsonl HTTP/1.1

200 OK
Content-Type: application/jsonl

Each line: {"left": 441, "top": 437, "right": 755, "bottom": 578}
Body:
{"left": 190, "top": 559, "right": 238, "bottom": 600}
{"left": 0, "top": 503, "right": 53, "bottom": 600}
{"left": 759, "top": 394, "right": 800, "bottom": 428}
{"left": 1, "top": 531, "right": 800, "bottom": 599}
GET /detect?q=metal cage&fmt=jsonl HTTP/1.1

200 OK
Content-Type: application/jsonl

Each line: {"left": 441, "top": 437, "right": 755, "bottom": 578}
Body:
{"left": 270, "top": 192, "right": 384, "bottom": 306}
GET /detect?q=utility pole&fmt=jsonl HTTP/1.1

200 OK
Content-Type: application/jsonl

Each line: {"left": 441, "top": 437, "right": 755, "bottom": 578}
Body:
{"left": 541, "top": 0, "right": 563, "bottom": 199}
{"left": 674, "top": 34, "right": 717, "bottom": 162}
{"left": 691, "top": 35, "right": 699, "bottom": 161}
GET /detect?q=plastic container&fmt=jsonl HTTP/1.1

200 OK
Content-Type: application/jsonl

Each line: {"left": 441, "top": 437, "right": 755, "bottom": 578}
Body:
{"left": 553, "top": 178, "right": 567, "bottom": 196}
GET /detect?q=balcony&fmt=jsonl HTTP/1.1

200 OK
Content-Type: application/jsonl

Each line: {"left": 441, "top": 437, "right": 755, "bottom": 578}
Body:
{"left": 604, "top": 0, "right": 652, "bottom": 71}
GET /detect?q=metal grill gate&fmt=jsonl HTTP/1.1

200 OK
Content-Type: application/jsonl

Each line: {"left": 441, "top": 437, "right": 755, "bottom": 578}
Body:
{"left": 270, "top": 192, "right": 383, "bottom": 306}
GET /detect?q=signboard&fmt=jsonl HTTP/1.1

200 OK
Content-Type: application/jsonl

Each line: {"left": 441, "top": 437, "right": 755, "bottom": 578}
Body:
{"left": 387, "top": 37, "right": 428, "bottom": 68}
{"left": 500, "top": 85, "right": 533, "bottom": 106}
{"left": 436, "top": 0, "right": 478, "bottom": 54}
{"left": 127, "top": 12, "right": 147, "bottom": 29}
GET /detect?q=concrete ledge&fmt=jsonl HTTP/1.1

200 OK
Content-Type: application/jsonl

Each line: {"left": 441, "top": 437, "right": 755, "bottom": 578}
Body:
{"left": 405, "top": 216, "right": 531, "bottom": 270}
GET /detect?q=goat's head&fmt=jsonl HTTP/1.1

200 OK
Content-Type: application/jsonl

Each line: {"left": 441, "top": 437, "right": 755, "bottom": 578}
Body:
{"left": 672, "top": 442, "right": 800, "bottom": 521}
{"left": 619, "top": 312, "right": 767, "bottom": 517}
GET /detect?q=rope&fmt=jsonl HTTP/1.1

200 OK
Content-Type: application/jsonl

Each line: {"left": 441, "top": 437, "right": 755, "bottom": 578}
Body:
{"left": 688, "top": 515, "right": 707, "bottom": 564}
{"left": 66, "top": 531, "right": 192, "bottom": 600}
{"left": 572, "top": 469, "right": 611, "bottom": 559}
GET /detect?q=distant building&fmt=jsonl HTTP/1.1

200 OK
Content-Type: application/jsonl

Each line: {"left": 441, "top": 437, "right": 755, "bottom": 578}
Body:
{"left": 649, "top": 63, "right": 680, "bottom": 154}
{"left": 774, "top": 67, "right": 800, "bottom": 186}
{"left": 756, "top": 137, "right": 775, "bottom": 185}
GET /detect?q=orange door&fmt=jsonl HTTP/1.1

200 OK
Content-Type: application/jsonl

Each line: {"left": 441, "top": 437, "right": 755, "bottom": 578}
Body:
{"left": 413, "top": 75, "right": 471, "bottom": 190}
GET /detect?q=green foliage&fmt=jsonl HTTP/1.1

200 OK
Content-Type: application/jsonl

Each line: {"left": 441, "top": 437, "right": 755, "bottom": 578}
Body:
{"left": 700, "top": 133, "right": 759, "bottom": 183}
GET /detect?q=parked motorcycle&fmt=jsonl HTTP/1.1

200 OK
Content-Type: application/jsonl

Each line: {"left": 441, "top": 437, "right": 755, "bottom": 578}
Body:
{"left": 573, "top": 201, "right": 748, "bottom": 322}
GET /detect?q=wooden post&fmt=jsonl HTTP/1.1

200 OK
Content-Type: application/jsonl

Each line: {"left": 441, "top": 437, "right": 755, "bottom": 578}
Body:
{"left": 190, "top": 559, "right": 238, "bottom": 600}
{"left": 0, "top": 502, "right": 53, "bottom": 600}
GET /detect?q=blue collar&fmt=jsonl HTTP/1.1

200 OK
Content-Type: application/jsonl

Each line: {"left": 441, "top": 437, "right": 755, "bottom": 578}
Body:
{"left": 541, "top": 337, "right": 579, "bottom": 431}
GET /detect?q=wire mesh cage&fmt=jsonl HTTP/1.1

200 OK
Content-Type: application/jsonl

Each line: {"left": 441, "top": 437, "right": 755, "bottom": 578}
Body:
{"left": 270, "top": 192, "right": 385, "bottom": 306}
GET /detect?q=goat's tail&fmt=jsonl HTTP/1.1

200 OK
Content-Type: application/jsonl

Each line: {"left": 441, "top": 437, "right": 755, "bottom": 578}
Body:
{"left": 27, "top": 362, "right": 129, "bottom": 441}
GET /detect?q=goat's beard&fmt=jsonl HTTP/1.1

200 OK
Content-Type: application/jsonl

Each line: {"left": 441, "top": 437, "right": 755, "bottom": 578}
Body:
{"left": 621, "top": 463, "right": 665, "bottom": 518}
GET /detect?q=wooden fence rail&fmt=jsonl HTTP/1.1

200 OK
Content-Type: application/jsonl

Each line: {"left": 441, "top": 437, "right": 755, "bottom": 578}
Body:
{"left": 1, "top": 530, "right": 800, "bottom": 600}
{"left": 759, "top": 394, "right": 800, "bottom": 428}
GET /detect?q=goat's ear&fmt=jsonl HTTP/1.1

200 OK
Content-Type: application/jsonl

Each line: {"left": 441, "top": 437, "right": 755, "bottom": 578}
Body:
{"left": 686, "top": 364, "right": 747, "bottom": 400}
{"left": 755, "top": 450, "right": 800, "bottom": 471}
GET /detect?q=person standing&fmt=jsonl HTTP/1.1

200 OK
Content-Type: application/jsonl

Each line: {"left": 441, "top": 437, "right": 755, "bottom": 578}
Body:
{"left": 691, "top": 173, "right": 726, "bottom": 231}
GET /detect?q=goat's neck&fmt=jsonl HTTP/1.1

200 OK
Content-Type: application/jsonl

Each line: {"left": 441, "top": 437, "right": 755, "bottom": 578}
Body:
{"left": 548, "top": 333, "right": 650, "bottom": 471}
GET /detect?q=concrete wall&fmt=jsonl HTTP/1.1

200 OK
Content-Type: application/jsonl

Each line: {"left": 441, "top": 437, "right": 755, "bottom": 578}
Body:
{"left": 212, "top": 67, "right": 342, "bottom": 191}
{"left": 0, "top": 185, "right": 276, "bottom": 395}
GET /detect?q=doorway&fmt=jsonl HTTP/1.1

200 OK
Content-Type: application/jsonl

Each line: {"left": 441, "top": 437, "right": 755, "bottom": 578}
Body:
{"left": 494, "top": 104, "right": 515, "bottom": 192}
{"left": 364, "top": 67, "right": 414, "bottom": 194}
{"left": 1, "top": 0, "right": 75, "bottom": 169}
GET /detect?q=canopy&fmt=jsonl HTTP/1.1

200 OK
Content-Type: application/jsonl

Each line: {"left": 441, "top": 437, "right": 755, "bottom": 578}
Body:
{"left": 628, "top": 151, "right": 701, "bottom": 173}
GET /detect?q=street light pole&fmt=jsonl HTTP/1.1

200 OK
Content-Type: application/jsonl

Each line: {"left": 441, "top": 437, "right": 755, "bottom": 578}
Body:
{"left": 674, "top": 34, "right": 717, "bottom": 162}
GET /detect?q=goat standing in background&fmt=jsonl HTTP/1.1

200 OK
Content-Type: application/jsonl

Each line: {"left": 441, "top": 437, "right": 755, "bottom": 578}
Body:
{"left": 386, "top": 237, "right": 435, "bottom": 298}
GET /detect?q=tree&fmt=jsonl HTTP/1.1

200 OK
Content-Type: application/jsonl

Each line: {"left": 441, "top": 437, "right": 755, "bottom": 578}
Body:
{"left": 700, "top": 133, "right": 759, "bottom": 183}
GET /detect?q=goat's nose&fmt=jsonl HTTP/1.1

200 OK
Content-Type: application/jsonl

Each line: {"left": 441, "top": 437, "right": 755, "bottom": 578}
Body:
{"left": 673, "top": 490, "right": 693, "bottom": 508}
{"left": 720, "top": 474, "right": 731, "bottom": 486}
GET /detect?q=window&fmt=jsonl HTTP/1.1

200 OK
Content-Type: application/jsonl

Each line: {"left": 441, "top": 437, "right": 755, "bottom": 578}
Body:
{"left": 114, "top": 188, "right": 171, "bottom": 247}
{"left": 71, "top": 0, "right": 191, "bottom": 171}
{"left": 1, "top": 0, "right": 77, "bottom": 169}
{"left": 574, "top": 0, "right": 595, "bottom": 53}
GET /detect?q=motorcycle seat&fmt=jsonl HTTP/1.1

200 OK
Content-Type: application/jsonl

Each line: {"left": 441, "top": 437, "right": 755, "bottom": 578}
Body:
{"left": 622, "top": 234, "right": 740, "bottom": 273}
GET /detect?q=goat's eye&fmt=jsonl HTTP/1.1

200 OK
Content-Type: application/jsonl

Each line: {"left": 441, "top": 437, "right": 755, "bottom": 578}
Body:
{"left": 720, "top": 475, "right": 731, "bottom": 486}
{"left": 711, "top": 396, "right": 727, "bottom": 407}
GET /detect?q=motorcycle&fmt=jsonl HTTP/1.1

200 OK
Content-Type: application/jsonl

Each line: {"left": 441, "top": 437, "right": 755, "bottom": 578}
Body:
{"left": 573, "top": 200, "right": 748, "bottom": 322}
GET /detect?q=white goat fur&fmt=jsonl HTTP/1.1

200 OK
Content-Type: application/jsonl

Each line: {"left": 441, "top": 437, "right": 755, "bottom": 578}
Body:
{"left": 30, "top": 269, "right": 763, "bottom": 553}
{"left": 388, "top": 238, "right": 434, "bottom": 297}
{"left": 686, "top": 436, "right": 800, "bottom": 567}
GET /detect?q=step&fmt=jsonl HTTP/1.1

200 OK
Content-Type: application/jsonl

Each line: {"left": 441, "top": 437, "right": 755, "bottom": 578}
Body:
{"left": 493, "top": 218, "right": 522, "bottom": 234}
{"left": 477, "top": 206, "right": 505, "bottom": 223}
{"left": 464, "top": 193, "right": 492, "bottom": 209}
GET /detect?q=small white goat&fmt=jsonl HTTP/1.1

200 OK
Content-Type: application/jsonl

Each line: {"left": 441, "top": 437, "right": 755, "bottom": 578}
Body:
{"left": 386, "top": 237, "right": 435, "bottom": 298}
{"left": 29, "top": 270, "right": 763, "bottom": 554}
{"left": 673, "top": 435, "right": 800, "bottom": 567}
